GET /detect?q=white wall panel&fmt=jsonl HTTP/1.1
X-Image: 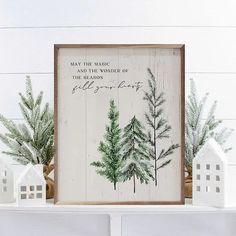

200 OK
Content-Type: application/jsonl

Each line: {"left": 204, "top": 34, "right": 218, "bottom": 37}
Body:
{"left": 1, "top": 28, "right": 236, "bottom": 73}
{"left": 1, "top": 0, "right": 236, "bottom": 27}
{"left": 0, "top": 211, "right": 110, "bottom": 236}
{"left": 122, "top": 213, "right": 236, "bottom": 236}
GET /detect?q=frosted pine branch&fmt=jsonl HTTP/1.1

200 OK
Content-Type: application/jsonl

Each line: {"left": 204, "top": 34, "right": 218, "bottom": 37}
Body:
{"left": 185, "top": 79, "right": 233, "bottom": 169}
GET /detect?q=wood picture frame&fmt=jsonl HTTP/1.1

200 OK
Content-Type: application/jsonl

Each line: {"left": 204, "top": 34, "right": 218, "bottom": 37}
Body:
{"left": 54, "top": 44, "right": 185, "bottom": 205}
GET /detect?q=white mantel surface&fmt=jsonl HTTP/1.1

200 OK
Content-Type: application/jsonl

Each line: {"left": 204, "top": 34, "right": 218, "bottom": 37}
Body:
{"left": 0, "top": 199, "right": 236, "bottom": 236}
{"left": 0, "top": 198, "right": 236, "bottom": 213}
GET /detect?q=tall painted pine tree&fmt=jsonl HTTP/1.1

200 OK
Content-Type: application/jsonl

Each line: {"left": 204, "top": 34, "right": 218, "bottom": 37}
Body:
{"left": 144, "top": 68, "right": 179, "bottom": 186}
{"left": 91, "top": 99, "right": 122, "bottom": 190}
{"left": 121, "top": 116, "right": 153, "bottom": 193}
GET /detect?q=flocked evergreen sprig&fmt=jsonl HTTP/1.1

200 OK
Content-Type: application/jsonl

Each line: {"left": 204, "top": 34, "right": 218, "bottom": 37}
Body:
{"left": 91, "top": 99, "right": 123, "bottom": 190}
{"left": 0, "top": 76, "right": 54, "bottom": 165}
{"left": 185, "top": 79, "right": 233, "bottom": 173}
{"left": 121, "top": 116, "right": 153, "bottom": 193}
{"left": 144, "top": 68, "right": 179, "bottom": 186}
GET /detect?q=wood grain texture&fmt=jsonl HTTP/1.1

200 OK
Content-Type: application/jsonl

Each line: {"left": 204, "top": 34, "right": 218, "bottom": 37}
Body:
{"left": 54, "top": 44, "right": 185, "bottom": 205}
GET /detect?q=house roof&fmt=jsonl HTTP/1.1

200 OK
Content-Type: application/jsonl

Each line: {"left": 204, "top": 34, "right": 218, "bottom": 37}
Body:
{"left": 16, "top": 163, "right": 45, "bottom": 184}
{"left": 193, "top": 138, "right": 227, "bottom": 163}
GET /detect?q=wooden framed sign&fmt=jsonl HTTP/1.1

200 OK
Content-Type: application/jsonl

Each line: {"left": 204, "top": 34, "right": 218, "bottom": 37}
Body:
{"left": 54, "top": 44, "right": 185, "bottom": 205}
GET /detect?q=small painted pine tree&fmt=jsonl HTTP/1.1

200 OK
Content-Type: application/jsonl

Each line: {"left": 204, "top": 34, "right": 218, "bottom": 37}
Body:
{"left": 121, "top": 116, "right": 153, "bottom": 193}
{"left": 0, "top": 76, "right": 54, "bottom": 166}
{"left": 91, "top": 99, "right": 122, "bottom": 190}
{"left": 144, "top": 68, "right": 179, "bottom": 186}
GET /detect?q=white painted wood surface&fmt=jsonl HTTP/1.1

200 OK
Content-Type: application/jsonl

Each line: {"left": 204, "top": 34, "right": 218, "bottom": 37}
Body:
{"left": 1, "top": 0, "right": 236, "bottom": 27}
{"left": 1, "top": 28, "right": 236, "bottom": 73}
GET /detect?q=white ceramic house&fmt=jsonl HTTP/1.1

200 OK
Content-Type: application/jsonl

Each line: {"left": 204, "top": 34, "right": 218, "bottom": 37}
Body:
{"left": 193, "top": 138, "right": 236, "bottom": 208}
{"left": 16, "top": 164, "right": 46, "bottom": 206}
{"left": 0, "top": 159, "right": 14, "bottom": 203}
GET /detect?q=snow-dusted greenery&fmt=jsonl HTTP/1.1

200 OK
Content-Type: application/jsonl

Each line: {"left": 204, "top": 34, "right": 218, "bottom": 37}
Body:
{"left": 92, "top": 68, "right": 180, "bottom": 192}
{"left": 185, "top": 79, "right": 233, "bottom": 173}
{"left": 91, "top": 99, "right": 123, "bottom": 190}
{"left": 121, "top": 116, "right": 153, "bottom": 193}
{"left": 0, "top": 76, "right": 54, "bottom": 165}
{"left": 144, "top": 68, "right": 179, "bottom": 186}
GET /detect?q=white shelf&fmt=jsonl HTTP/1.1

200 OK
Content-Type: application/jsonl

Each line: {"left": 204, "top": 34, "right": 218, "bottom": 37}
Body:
{"left": 0, "top": 199, "right": 236, "bottom": 214}
{"left": 1, "top": 199, "right": 236, "bottom": 236}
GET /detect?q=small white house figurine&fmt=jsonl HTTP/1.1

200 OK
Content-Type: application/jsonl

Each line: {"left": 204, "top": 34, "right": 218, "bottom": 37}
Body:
{"left": 16, "top": 164, "right": 46, "bottom": 206}
{"left": 0, "top": 159, "right": 14, "bottom": 203}
{"left": 193, "top": 138, "right": 236, "bottom": 208}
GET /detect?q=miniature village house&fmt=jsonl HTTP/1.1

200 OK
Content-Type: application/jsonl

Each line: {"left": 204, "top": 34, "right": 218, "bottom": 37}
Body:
{"left": 193, "top": 138, "right": 236, "bottom": 208}
{"left": 0, "top": 159, "right": 14, "bottom": 203}
{"left": 16, "top": 164, "right": 46, "bottom": 206}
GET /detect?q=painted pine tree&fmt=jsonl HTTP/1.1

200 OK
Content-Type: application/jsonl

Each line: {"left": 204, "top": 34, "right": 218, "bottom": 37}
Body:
{"left": 121, "top": 116, "right": 153, "bottom": 193}
{"left": 91, "top": 99, "right": 122, "bottom": 190}
{"left": 143, "top": 68, "right": 179, "bottom": 186}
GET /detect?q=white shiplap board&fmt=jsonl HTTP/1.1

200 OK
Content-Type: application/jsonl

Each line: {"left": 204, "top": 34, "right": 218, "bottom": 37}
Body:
{"left": 1, "top": 0, "right": 236, "bottom": 27}
{"left": 1, "top": 28, "right": 236, "bottom": 73}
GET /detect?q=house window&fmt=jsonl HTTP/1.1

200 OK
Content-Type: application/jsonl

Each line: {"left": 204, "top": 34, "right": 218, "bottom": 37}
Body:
{"left": 29, "top": 193, "right": 34, "bottom": 199}
{"left": 216, "top": 164, "right": 220, "bottom": 170}
{"left": 196, "top": 174, "right": 200, "bottom": 180}
{"left": 2, "top": 186, "right": 7, "bottom": 192}
{"left": 216, "top": 175, "right": 220, "bottom": 181}
{"left": 196, "top": 186, "right": 201, "bottom": 192}
{"left": 20, "top": 186, "right": 27, "bottom": 192}
{"left": 206, "top": 164, "right": 210, "bottom": 170}
{"left": 36, "top": 185, "right": 42, "bottom": 191}
{"left": 206, "top": 175, "right": 210, "bottom": 181}
{"left": 2, "top": 178, "right": 7, "bottom": 184}
{"left": 216, "top": 187, "right": 220, "bottom": 193}
{"left": 30, "top": 186, "right": 34, "bottom": 191}
{"left": 2, "top": 170, "right": 7, "bottom": 177}
{"left": 206, "top": 186, "right": 210, "bottom": 192}
{"left": 196, "top": 164, "right": 200, "bottom": 170}
{"left": 36, "top": 193, "right": 42, "bottom": 199}
{"left": 21, "top": 194, "right": 27, "bottom": 199}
